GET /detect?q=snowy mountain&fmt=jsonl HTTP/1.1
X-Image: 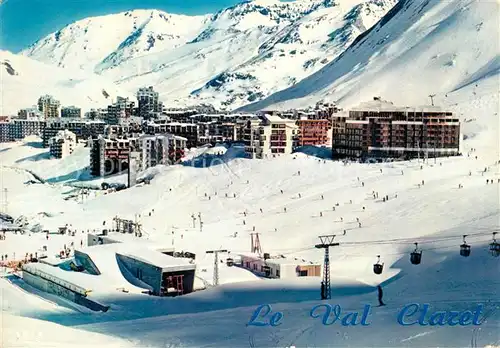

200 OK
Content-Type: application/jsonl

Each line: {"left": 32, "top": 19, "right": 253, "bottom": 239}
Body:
{"left": 0, "top": 51, "right": 131, "bottom": 115}
{"left": 1, "top": 70, "right": 499, "bottom": 346}
{"left": 22, "top": 0, "right": 397, "bottom": 110}
{"left": 241, "top": 0, "right": 500, "bottom": 111}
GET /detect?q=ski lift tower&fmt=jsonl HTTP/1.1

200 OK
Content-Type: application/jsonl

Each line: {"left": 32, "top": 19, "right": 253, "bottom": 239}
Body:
{"left": 206, "top": 249, "right": 227, "bottom": 286}
{"left": 315, "top": 235, "right": 339, "bottom": 300}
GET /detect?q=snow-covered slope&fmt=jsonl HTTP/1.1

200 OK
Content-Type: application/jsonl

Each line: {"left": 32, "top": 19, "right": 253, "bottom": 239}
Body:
{"left": 241, "top": 0, "right": 500, "bottom": 111}
{"left": 22, "top": 0, "right": 396, "bottom": 110}
{"left": 22, "top": 10, "right": 210, "bottom": 73}
{"left": 1, "top": 314, "right": 136, "bottom": 348}
{"left": 0, "top": 51, "right": 131, "bottom": 115}
{"left": 0, "top": 74, "right": 498, "bottom": 346}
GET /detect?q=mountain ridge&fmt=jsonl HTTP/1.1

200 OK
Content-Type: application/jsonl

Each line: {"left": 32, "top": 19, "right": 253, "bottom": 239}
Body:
{"left": 21, "top": 0, "right": 397, "bottom": 110}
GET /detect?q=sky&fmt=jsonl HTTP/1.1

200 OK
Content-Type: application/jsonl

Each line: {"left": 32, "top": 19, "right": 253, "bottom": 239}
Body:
{"left": 0, "top": 0, "right": 241, "bottom": 53}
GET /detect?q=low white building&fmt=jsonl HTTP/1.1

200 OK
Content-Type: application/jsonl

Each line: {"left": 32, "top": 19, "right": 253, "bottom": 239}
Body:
{"left": 244, "top": 114, "right": 298, "bottom": 159}
{"left": 49, "top": 129, "right": 76, "bottom": 159}
{"left": 237, "top": 252, "right": 321, "bottom": 279}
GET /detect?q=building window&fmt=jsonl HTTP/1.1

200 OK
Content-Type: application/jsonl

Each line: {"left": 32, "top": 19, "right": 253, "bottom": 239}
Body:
{"left": 298, "top": 270, "right": 308, "bottom": 277}
{"left": 276, "top": 269, "right": 280, "bottom": 278}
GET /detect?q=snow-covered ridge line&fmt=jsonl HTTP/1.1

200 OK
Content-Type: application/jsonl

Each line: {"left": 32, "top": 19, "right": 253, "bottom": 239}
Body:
{"left": 21, "top": 0, "right": 397, "bottom": 110}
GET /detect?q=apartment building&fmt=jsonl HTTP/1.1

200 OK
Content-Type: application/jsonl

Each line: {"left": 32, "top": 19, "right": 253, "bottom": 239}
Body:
{"left": 43, "top": 119, "right": 106, "bottom": 147}
{"left": 140, "top": 134, "right": 187, "bottom": 168}
{"left": 244, "top": 115, "right": 298, "bottom": 159}
{"left": 146, "top": 122, "right": 199, "bottom": 148}
{"left": 296, "top": 118, "right": 331, "bottom": 147}
{"left": 9, "top": 119, "right": 47, "bottom": 141}
{"left": 90, "top": 136, "right": 139, "bottom": 177}
{"left": 0, "top": 118, "right": 11, "bottom": 142}
{"left": 85, "top": 108, "right": 107, "bottom": 120}
{"left": 18, "top": 107, "right": 43, "bottom": 120}
{"left": 331, "top": 98, "right": 461, "bottom": 160}
{"left": 137, "top": 86, "right": 163, "bottom": 120}
{"left": 105, "top": 97, "right": 135, "bottom": 125}
{"left": 61, "top": 106, "right": 82, "bottom": 118}
{"left": 37, "top": 95, "right": 60, "bottom": 119}
{"left": 89, "top": 133, "right": 185, "bottom": 177}
{"left": 49, "top": 130, "right": 77, "bottom": 159}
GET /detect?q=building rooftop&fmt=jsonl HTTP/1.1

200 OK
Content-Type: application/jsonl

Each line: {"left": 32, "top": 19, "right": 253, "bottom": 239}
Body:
{"left": 351, "top": 99, "right": 446, "bottom": 113}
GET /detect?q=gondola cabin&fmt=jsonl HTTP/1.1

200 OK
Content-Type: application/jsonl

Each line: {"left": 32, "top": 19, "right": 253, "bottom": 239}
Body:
{"left": 373, "top": 255, "right": 384, "bottom": 274}
{"left": 459, "top": 235, "right": 471, "bottom": 257}
{"left": 460, "top": 244, "right": 471, "bottom": 257}
{"left": 410, "top": 243, "right": 422, "bottom": 265}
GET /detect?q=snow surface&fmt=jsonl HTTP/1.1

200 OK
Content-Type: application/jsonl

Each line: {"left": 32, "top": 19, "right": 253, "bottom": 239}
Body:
{"left": 242, "top": 0, "right": 500, "bottom": 112}
{"left": 1, "top": 69, "right": 499, "bottom": 346}
{"left": 21, "top": 0, "right": 397, "bottom": 110}
{"left": 0, "top": 51, "right": 132, "bottom": 115}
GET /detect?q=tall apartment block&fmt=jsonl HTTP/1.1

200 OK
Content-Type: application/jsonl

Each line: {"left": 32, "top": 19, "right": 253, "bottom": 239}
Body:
{"left": 90, "top": 134, "right": 186, "bottom": 177}
{"left": 331, "top": 98, "right": 461, "bottom": 160}
{"left": 37, "top": 95, "right": 60, "bottom": 119}
{"left": 90, "top": 136, "right": 138, "bottom": 177}
{"left": 61, "top": 106, "right": 82, "bottom": 118}
{"left": 296, "top": 118, "right": 331, "bottom": 147}
{"left": 140, "top": 134, "right": 187, "bottom": 168}
{"left": 106, "top": 97, "right": 135, "bottom": 125}
{"left": 244, "top": 115, "right": 298, "bottom": 159}
{"left": 137, "top": 86, "right": 163, "bottom": 120}
{"left": 0, "top": 118, "right": 11, "bottom": 142}
{"left": 49, "top": 130, "right": 77, "bottom": 159}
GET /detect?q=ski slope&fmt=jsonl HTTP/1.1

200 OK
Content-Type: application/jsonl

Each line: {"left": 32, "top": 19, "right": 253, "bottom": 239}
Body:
{"left": 243, "top": 0, "right": 500, "bottom": 112}
{"left": 1, "top": 60, "right": 499, "bottom": 346}
{"left": 0, "top": 50, "right": 132, "bottom": 115}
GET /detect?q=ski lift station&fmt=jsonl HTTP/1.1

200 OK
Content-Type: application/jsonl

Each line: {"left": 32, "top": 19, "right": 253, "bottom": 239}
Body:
{"left": 237, "top": 252, "right": 321, "bottom": 278}
{"left": 21, "top": 238, "right": 197, "bottom": 312}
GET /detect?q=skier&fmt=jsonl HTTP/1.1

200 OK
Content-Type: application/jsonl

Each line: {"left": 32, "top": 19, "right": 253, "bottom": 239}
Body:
{"left": 225, "top": 193, "right": 228, "bottom": 198}
{"left": 298, "top": 193, "right": 301, "bottom": 198}
{"left": 358, "top": 222, "right": 362, "bottom": 228}
{"left": 321, "top": 281, "right": 325, "bottom": 300}
{"left": 332, "top": 206, "right": 336, "bottom": 211}
{"left": 380, "top": 169, "right": 383, "bottom": 173}
{"left": 320, "top": 212, "right": 323, "bottom": 217}
{"left": 321, "top": 195, "right": 324, "bottom": 200}
{"left": 362, "top": 206, "right": 366, "bottom": 211}
{"left": 234, "top": 193, "right": 236, "bottom": 198}
{"left": 260, "top": 208, "right": 263, "bottom": 213}
{"left": 243, "top": 220, "right": 246, "bottom": 225}
{"left": 280, "top": 190, "right": 284, "bottom": 194}
{"left": 422, "top": 180, "right": 425, "bottom": 186}
{"left": 253, "top": 226, "right": 256, "bottom": 231}
{"left": 487, "top": 179, "right": 489, "bottom": 184}
{"left": 349, "top": 200, "right": 352, "bottom": 204}
{"left": 377, "top": 285, "right": 385, "bottom": 306}
{"left": 284, "top": 207, "right": 287, "bottom": 213}
{"left": 244, "top": 211, "right": 247, "bottom": 217}
{"left": 340, "top": 217, "right": 343, "bottom": 222}
{"left": 343, "top": 230, "right": 347, "bottom": 236}
{"left": 356, "top": 217, "right": 359, "bottom": 222}
{"left": 401, "top": 170, "right": 404, "bottom": 175}
{"left": 469, "top": 171, "right": 472, "bottom": 176}
{"left": 298, "top": 171, "right": 301, "bottom": 176}
{"left": 80, "top": 240, "right": 83, "bottom": 247}
{"left": 362, "top": 182, "right": 365, "bottom": 187}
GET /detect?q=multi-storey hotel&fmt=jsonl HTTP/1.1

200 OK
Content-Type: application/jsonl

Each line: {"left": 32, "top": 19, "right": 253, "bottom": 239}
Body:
{"left": 331, "top": 98, "right": 461, "bottom": 160}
